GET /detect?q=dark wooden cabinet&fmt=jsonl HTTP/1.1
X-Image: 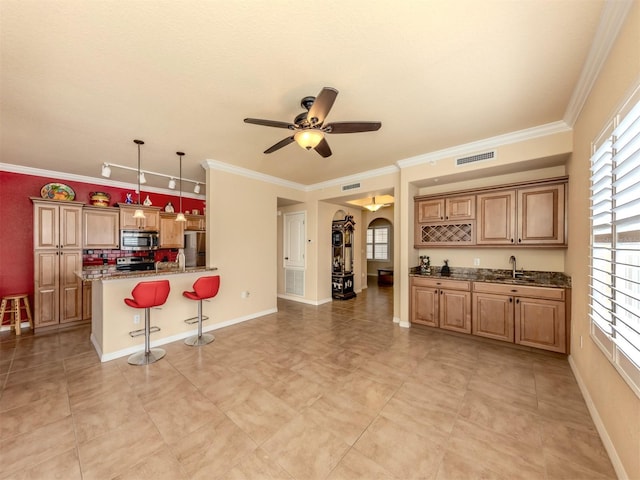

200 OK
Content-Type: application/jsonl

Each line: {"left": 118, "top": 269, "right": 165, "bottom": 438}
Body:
{"left": 332, "top": 215, "right": 356, "bottom": 300}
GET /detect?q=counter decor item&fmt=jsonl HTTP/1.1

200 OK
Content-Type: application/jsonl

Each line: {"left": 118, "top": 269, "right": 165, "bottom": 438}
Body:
{"left": 143, "top": 195, "right": 152, "bottom": 206}
{"left": 40, "top": 183, "right": 75, "bottom": 201}
{"left": 89, "top": 191, "right": 111, "bottom": 207}
{"left": 125, "top": 193, "right": 133, "bottom": 204}
{"left": 441, "top": 259, "right": 450, "bottom": 276}
{"left": 419, "top": 256, "right": 431, "bottom": 275}
{"left": 164, "top": 202, "right": 174, "bottom": 213}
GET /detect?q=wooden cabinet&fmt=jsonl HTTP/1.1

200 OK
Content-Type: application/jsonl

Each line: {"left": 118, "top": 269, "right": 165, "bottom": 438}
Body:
{"left": 185, "top": 214, "right": 206, "bottom": 231}
{"left": 472, "top": 282, "right": 567, "bottom": 353}
{"left": 32, "top": 199, "right": 84, "bottom": 328}
{"left": 83, "top": 207, "right": 119, "bottom": 248}
{"left": 414, "top": 177, "right": 567, "bottom": 248}
{"left": 476, "top": 182, "right": 566, "bottom": 246}
{"left": 410, "top": 277, "right": 471, "bottom": 333}
{"left": 416, "top": 195, "right": 475, "bottom": 223}
{"left": 159, "top": 213, "right": 185, "bottom": 248}
{"left": 119, "top": 205, "right": 160, "bottom": 231}
{"left": 82, "top": 281, "right": 92, "bottom": 321}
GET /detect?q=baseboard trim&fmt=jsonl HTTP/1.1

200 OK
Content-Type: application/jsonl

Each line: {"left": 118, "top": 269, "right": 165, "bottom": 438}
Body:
{"left": 568, "top": 355, "right": 628, "bottom": 480}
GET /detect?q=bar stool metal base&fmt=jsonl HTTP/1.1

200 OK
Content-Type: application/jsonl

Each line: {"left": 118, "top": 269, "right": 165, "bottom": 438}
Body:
{"left": 128, "top": 348, "right": 166, "bottom": 366}
{"left": 184, "top": 333, "right": 215, "bottom": 346}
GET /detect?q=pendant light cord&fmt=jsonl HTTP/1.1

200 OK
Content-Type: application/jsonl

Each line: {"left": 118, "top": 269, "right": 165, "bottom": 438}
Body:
{"left": 177, "top": 151, "right": 185, "bottom": 214}
{"left": 134, "top": 139, "right": 144, "bottom": 204}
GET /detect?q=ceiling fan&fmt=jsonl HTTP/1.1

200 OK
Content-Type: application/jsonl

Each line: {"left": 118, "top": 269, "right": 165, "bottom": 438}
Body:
{"left": 244, "top": 87, "right": 381, "bottom": 158}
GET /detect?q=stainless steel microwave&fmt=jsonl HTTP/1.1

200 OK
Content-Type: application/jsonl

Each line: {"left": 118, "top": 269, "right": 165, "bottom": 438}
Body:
{"left": 120, "top": 230, "right": 159, "bottom": 251}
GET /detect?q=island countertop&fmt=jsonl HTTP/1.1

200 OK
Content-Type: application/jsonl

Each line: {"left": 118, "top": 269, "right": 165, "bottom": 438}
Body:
{"left": 78, "top": 265, "right": 217, "bottom": 281}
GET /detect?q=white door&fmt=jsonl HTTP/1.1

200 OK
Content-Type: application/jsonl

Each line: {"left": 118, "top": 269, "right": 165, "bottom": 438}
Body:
{"left": 284, "top": 212, "right": 305, "bottom": 269}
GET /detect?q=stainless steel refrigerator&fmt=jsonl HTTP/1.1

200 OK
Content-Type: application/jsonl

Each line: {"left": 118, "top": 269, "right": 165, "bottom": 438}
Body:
{"left": 184, "top": 231, "right": 206, "bottom": 267}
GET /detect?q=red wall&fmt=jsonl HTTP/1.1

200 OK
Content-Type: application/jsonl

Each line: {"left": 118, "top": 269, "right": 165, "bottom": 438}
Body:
{"left": 0, "top": 170, "right": 205, "bottom": 322}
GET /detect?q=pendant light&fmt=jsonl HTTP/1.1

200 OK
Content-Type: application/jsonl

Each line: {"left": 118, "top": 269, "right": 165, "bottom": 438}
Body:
{"left": 175, "top": 151, "right": 187, "bottom": 222}
{"left": 133, "top": 139, "right": 146, "bottom": 219}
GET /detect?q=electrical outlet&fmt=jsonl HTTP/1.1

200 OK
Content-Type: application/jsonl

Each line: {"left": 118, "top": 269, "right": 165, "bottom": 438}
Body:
{"left": 241, "top": 291, "right": 250, "bottom": 299}
{"left": 133, "top": 314, "right": 140, "bottom": 324}
{"left": 474, "top": 258, "right": 480, "bottom": 266}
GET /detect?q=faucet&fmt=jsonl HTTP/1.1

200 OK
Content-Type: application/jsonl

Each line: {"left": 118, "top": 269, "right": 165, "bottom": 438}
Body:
{"left": 509, "top": 255, "right": 522, "bottom": 278}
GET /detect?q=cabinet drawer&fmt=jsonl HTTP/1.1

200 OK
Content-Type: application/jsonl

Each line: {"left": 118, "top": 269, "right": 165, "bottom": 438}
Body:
{"left": 412, "top": 277, "right": 470, "bottom": 291}
{"left": 472, "top": 282, "right": 565, "bottom": 300}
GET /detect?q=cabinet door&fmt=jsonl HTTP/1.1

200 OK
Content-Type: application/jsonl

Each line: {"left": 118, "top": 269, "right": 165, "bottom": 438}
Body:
{"left": 143, "top": 210, "right": 160, "bottom": 231}
{"left": 472, "top": 292, "right": 514, "bottom": 341}
{"left": 517, "top": 184, "right": 565, "bottom": 245}
{"left": 82, "top": 281, "right": 92, "bottom": 321}
{"left": 119, "top": 207, "right": 160, "bottom": 231}
{"left": 159, "top": 214, "right": 185, "bottom": 248}
{"left": 34, "top": 204, "right": 59, "bottom": 249}
{"left": 416, "top": 199, "right": 445, "bottom": 222}
{"left": 185, "top": 215, "right": 205, "bottom": 231}
{"left": 34, "top": 251, "right": 59, "bottom": 327}
{"left": 515, "top": 297, "right": 566, "bottom": 353}
{"left": 411, "top": 285, "right": 439, "bottom": 327}
{"left": 60, "top": 251, "right": 82, "bottom": 323}
{"left": 60, "top": 205, "right": 83, "bottom": 248}
{"left": 445, "top": 196, "right": 475, "bottom": 221}
{"left": 440, "top": 289, "right": 471, "bottom": 333}
{"left": 83, "top": 208, "right": 120, "bottom": 248}
{"left": 476, "top": 190, "right": 517, "bottom": 245}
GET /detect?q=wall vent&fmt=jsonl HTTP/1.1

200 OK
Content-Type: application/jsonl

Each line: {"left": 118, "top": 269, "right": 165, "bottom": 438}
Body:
{"left": 285, "top": 269, "right": 305, "bottom": 296}
{"left": 341, "top": 182, "right": 361, "bottom": 192}
{"left": 456, "top": 150, "right": 496, "bottom": 166}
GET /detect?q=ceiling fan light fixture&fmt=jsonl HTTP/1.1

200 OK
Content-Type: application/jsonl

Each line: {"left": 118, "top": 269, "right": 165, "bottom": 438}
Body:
{"left": 294, "top": 129, "right": 324, "bottom": 150}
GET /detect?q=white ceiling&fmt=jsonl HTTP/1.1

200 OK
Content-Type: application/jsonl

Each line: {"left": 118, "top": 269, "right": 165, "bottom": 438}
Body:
{"left": 0, "top": 1, "right": 611, "bottom": 190}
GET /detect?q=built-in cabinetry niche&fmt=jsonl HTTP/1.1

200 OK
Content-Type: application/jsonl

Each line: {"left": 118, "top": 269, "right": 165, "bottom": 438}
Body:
{"left": 414, "top": 177, "right": 567, "bottom": 247}
{"left": 332, "top": 214, "right": 356, "bottom": 300}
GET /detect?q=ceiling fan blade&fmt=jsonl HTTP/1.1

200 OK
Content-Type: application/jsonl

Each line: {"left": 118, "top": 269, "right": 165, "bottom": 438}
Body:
{"left": 314, "top": 137, "right": 332, "bottom": 158}
{"left": 307, "top": 87, "right": 338, "bottom": 126}
{"left": 264, "top": 136, "right": 295, "bottom": 154}
{"left": 244, "top": 118, "right": 294, "bottom": 129}
{"left": 324, "top": 121, "right": 382, "bottom": 134}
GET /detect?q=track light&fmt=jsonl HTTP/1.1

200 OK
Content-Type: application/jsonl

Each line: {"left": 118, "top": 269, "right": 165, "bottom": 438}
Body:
{"left": 139, "top": 172, "right": 146, "bottom": 184}
{"left": 193, "top": 183, "right": 201, "bottom": 194}
{"left": 101, "top": 163, "right": 111, "bottom": 178}
{"left": 99, "top": 159, "right": 204, "bottom": 193}
{"left": 168, "top": 178, "right": 176, "bottom": 189}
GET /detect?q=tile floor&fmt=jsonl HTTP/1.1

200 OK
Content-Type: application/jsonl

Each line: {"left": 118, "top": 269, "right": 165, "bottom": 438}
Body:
{"left": 0, "top": 280, "right": 616, "bottom": 479}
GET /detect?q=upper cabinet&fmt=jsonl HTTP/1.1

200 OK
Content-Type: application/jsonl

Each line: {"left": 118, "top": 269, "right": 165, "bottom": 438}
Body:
{"left": 119, "top": 205, "right": 160, "bottom": 231}
{"left": 83, "top": 206, "right": 119, "bottom": 249}
{"left": 477, "top": 183, "right": 565, "bottom": 246}
{"left": 415, "top": 177, "right": 567, "bottom": 248}
{"left": 33, "top": 199, "right": 83, "bottom": 249}
{"left": 185, "top": 214, "right": 206, "bottom": 231}
{"left": 159, "top": 213, "right": 185, "bottom": 248}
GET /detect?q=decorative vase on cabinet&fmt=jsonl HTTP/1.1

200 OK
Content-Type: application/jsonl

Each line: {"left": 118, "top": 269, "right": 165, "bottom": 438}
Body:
{"left": 331, "top": 214, "right": 356, "bottom": 300}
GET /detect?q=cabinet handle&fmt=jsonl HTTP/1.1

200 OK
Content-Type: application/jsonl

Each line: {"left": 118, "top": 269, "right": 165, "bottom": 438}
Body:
{"left": 509, "top": 297, "right": 513, "bottom": 303}
{"left": 510, "top": 238, "right": 514, "bottom": 243}
{"left": 440, "top": 290, "right": 443, "bottom": 295}
{"left": 516, "top": 299, "right": 520, "bottom": 304}
{"left": 434, "top": 289, "right": 438, "bottom": 294}
{"left": 518, "top": 238, "right": 522, "bottom": 243}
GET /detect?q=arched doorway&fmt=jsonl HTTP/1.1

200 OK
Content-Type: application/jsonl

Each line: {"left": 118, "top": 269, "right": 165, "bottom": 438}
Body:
{"left": 366, "top": 217, "right": 394, "bottom": 287}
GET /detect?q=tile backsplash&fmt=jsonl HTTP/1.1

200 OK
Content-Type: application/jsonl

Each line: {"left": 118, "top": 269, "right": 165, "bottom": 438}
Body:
{"left": 83, "top": 249, "right": 178, "bottom": 266}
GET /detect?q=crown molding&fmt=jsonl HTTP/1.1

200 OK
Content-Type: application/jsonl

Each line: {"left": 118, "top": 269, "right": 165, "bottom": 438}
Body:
{"left": 202, "top": 159, "right": 308, "bottom": 191}
{"left": 0, "top": 163, "right": 206, "bottom": 200}
{"left": 563, "top": 0, "right": 634, "bottom": 127}
{"left": 396, "top": 121, "right": 572, "bottom": 169}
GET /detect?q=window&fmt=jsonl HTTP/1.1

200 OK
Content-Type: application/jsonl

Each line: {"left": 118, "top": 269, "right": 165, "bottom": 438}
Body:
{"left": 590, "top": 84, "right": 640, "bottom": 398}
{"left": 366, "top": 226, "right": 389, "bottom": 261}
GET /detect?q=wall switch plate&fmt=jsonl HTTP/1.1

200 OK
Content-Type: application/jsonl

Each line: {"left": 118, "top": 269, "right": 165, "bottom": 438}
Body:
{"left": 134, "top": 314, "right": 140, "bottom": 324}
{"left": 474, "top": 258, "right": 480, "bottom": 266}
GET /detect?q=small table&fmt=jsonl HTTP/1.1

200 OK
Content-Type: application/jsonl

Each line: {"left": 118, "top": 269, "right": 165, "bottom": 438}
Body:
{"left": 377, "top": 268, "right": 394, "bottom": 286}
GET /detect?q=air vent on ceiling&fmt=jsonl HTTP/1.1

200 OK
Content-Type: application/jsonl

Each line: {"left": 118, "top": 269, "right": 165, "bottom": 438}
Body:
{"left": 341, "top": 182, "right": 361, "bottom": 192}
{"left": 456, "top": 150, "right": 496, "bottom": 166}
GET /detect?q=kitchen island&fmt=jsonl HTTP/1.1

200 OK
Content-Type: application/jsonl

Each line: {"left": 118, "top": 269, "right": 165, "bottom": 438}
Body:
{"left": 85, "top": 267, "right": 219, "bottom": 361}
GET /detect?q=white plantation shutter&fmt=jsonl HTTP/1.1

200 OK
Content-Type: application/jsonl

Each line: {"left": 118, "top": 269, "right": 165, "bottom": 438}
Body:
{"left": 590, "top": 84, "right": 640, "bottom": 397}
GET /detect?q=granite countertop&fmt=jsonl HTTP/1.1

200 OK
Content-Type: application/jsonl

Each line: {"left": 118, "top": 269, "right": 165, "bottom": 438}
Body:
{"left": 410, "top": 267, "right": 571, "bottom": 288}
{"left": 79, "top": 265, "right": 217, "bottom": 281}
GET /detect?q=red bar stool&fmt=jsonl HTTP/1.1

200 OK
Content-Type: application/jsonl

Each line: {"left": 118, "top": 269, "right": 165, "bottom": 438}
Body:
{"left": 183, "top": 275, "right": 220, "bottom": 346}
{"left": 124, "top": 280, "right": 170, "bottom": 365}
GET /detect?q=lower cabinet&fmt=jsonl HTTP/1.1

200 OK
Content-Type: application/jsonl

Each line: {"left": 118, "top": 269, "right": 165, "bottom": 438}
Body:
{"left": 410, "top": 277, "right": 471, "bottom": 333}
{"left": 82, "top": 281, "right": 92, "bottom": 321}
{"left": 410, "top": 276, "right": 569, "bottom": 353}
{"left": 34, "top": 250, "right": 83, "bottom": 327}
{"left": 472, "top": 282, "right": 567, "bottom": 353}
